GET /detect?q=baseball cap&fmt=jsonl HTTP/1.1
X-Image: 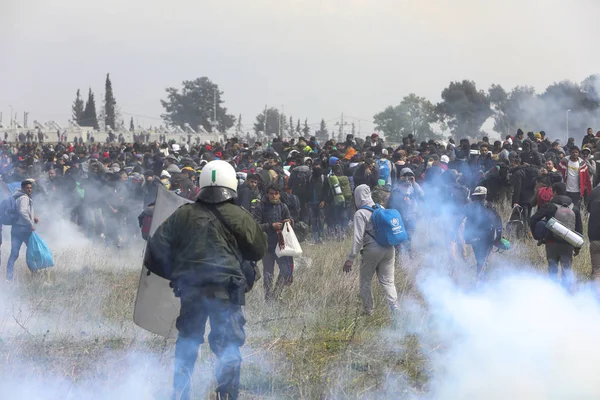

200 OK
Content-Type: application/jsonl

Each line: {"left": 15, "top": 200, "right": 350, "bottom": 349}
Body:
{"left": 471, "top": 186, "right": 488, "bottom": 197}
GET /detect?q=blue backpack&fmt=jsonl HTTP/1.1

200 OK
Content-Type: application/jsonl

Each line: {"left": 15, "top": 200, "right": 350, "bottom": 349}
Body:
{"left": 377, "top": 159, "right": 390, "bottom": 182}
{"left": 0, "top": 193, "right": 24, "bottom": 226}
{"left": 362, "top": 204, "right": 408, "bottom": 246}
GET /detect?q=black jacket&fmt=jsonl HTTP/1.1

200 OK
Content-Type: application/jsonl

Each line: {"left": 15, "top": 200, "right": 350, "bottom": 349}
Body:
{"left": 353, "top": 164, "right": 379, "bottom": 189}
{"left": 236, "top": 183, "right": 261, "bottom": 211}
{"left": 464, "top": 201, "right": 503, "bottom": 244}
{"left": 510, "top": 165, "right": 539, "bottom": 205}
{"left": 530, "top": 195, "right": 583, "bottom": 244}
{"left": 520, "top": 150, "right": 543, "bottom": 167}
{"left": 587, "top": 186, "right": 600, "bottom": 241}
{"left": 252, "top": 196, "right": 292, "bottom": 252}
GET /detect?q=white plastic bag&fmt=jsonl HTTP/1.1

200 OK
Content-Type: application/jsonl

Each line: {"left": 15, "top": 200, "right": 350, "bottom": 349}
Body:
{"left": 275, "top": 222, "right": 303, "bottom": 257}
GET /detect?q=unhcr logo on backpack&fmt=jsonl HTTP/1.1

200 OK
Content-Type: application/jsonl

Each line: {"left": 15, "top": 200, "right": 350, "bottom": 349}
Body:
{"left": 391, "top": 217, "right": 404, "bottom": 234}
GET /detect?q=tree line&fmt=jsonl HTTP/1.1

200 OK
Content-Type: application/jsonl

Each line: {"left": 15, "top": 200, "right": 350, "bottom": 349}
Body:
{"left": 374, "top": 75, "right": 600, "bottom": 143}
{"left": 72, "top": 74, "right": 600, "bottom": 141}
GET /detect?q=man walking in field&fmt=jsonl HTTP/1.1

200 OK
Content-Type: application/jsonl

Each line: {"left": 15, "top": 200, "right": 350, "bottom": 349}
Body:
{"left": 6, "top": 179, "right": 39, "bottom": 281}
{"left": 343, "top": 184, "right": 399, "bottom": 316}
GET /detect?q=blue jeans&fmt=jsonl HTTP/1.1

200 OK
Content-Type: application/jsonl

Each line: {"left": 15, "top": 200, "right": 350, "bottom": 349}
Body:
{"left": 7, "top": 226, "right": 32, "bottom": 280}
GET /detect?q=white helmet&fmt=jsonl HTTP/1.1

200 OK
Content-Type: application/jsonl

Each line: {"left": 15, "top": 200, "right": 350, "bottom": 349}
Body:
{"left": 198, "top": 160, "right": 238, "bottom": 203}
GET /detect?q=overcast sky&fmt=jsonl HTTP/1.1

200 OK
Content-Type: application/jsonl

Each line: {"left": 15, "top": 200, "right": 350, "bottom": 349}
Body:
{"left": 2, "top": 0, "right": 599, "bottom": 135}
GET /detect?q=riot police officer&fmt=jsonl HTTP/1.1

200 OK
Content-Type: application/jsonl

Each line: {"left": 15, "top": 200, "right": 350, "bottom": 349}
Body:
{"left": 147, "top": 160, "right": 267, "bottom": 400}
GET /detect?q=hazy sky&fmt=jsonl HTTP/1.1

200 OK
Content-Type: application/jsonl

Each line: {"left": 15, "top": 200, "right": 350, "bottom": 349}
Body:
{"left": 2, "top": 0, "right": 599, "bottom": 135}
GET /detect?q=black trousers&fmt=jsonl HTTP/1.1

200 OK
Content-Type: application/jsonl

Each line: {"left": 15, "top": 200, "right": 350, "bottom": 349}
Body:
{"left": 566, "top": 191, "right": 581, "bottom": 209}
{"left": 173, "top": 293, "right": 246, "bottom": 400}
{"left": 471, "top": 239, "right": 493, "bottom": 274}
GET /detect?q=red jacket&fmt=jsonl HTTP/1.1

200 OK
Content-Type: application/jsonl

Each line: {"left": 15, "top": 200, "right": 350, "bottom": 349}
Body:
{"left": 557, "top": 157, "right": 592, "bottom": 197}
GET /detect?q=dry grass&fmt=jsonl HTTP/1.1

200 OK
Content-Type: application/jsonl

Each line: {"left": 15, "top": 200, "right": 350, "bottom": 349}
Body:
{"left": 0, "top": 210, "right": 594, "bottom": 399}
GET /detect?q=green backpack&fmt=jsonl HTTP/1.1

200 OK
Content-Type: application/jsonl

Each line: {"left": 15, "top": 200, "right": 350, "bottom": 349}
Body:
{"left": 337, "top": 175, "right": 353, "bottom": 202}
{"left": 328, "top": 175, "right": 346, "bottom": 206}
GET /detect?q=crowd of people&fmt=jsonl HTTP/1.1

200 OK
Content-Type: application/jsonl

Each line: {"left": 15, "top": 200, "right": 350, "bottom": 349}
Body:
{"left": 3, "top": 127, "right": 600, "bottom": 399}
{"left": 2, "top": 129, "right": 600, "bottom": 284}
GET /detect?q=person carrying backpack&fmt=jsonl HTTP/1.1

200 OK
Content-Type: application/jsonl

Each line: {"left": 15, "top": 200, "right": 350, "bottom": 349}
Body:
{"left": 377, "top": 150, "right": 394, "bottom": 186}
{"left": 342, "top": 184, "right": 400, "bottom": 316}
{"left": 463, "top": 186, "right": 503, "bottom": 277}
{"left": 327, "top": 165, "right": 351, "bottom": 238}
{"left": 530, "top": 182, "right": 583, "bottom": 289}
{"left": 4, "top": 179, "right": 39, "bottom": 281}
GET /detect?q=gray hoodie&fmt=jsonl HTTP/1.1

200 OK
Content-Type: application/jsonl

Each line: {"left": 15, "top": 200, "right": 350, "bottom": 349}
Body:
{"left": 348, "top": 184, "right": 383, "bottom": 261}
{"left": 14, "top": 189, "right": 35, "bottom": 228}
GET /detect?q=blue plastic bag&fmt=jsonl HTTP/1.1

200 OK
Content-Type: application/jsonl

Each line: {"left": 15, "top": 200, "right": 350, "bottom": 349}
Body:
{"left": 26, "top": 232, "right": 54, "bottom": 271}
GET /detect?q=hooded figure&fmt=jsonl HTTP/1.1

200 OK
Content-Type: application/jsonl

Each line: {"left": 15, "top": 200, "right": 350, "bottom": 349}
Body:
{"left": 343, "top": 184, "right": 399, "bottom": 316}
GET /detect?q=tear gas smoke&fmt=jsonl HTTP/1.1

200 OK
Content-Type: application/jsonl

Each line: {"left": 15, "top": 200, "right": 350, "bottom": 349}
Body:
{"left": 389, "top": 271, "right": 600, "bottom": 400}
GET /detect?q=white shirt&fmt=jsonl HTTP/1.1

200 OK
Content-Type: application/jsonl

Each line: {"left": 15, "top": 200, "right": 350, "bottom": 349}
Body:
{"left": 566, "top": 159, "right": 580, "bottom": 193}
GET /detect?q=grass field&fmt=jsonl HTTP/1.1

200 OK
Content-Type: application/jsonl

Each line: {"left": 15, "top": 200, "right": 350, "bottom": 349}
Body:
{"left": 0, "top": 209, "right": 594, "bottom": 399}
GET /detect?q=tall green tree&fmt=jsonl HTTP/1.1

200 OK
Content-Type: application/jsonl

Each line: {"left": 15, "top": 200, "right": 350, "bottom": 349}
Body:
{"left": 289, "top": 116, "right": 294, "bottom": 135}
{"left": 373, "top": 94, "right": 440, "bottom": 143}
{"left": 72, "top": 89, "right": 85, "bottom": 124}
{"left": 160, "top": 77, "right": 236, "bottom": 132}
{"left": 296, "top": 118, "right": 301, "bottom": 135}
{"left": 81, "top": 88, "right": 99, "bottom": 130}
{"left": 253, "top": 108, "right": 284, "bottom": 136}
{"left": 303, "top": 119, "right": 310, "bottom": 137}
{"left": 437, "top": 80, "right": 492, "bottom": 138}
{"left": 129, "top": 117, "right": 135, "bottom": 131}
{"left": 104, "top": 73, "right": 117, "bottom": 130}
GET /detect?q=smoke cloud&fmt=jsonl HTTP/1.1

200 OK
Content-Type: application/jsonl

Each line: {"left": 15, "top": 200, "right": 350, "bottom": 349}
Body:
{"left": 390, "top": 271, "right": 600, "bottom": 400}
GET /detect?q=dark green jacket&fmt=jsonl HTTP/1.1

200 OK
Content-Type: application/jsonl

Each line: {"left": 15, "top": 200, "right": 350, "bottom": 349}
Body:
{"left": 147, "top": 200, "right": 267, "bottom": 289}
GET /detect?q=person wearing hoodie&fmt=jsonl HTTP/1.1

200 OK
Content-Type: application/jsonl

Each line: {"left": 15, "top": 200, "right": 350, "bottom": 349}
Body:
{"left": 251, "top": 183, "right": 294, "bottom": 301}
{"left": 6, "top": 179, "right": 39, "bottom": 281}
{"left": 388, "top": 168, "right": 424, "bottom": 258}
{"left": 342, "top": 184, "right": 399, "bottom": 316}
{"left": 530, "top": 182, "right": 582, "bottom": 288}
